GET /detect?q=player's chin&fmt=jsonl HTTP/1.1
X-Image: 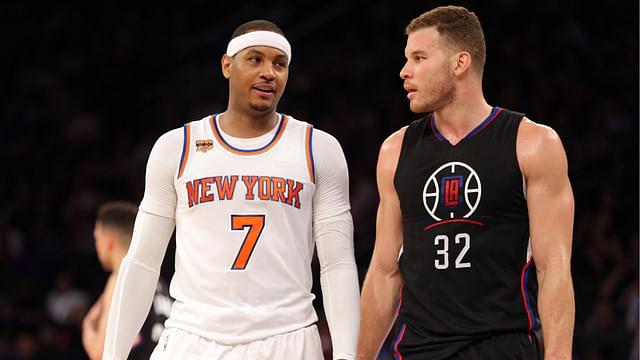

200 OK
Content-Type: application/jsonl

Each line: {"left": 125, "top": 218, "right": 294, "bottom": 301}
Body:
{"left": 248, "top": 101, "right": 275, "bottom": 113}
{"left": 409, "top": 100, "right": 428, "bottom": 114}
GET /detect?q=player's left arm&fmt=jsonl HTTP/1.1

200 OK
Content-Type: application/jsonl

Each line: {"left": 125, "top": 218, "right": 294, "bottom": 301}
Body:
{"left": 518, "top": 118, "right": 575, "bottom": 359}
{"left": 312, "top": 128, "right": 360, "bottom": 360}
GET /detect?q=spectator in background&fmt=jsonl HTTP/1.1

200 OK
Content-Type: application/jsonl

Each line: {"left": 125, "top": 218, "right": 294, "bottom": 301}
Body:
{"left": 45, "top": 270, "right": 89, "bottom": 327}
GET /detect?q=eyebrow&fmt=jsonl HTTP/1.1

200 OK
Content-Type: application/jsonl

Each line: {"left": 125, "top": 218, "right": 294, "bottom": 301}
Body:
{"left": 407, "top": 50, "right": 428, "bottom": 56}
{"left": 245, "top": 49, "right": 288, "bottom": 61}
{"left": 405, "top": 50, "right": 428, "bottom": 58}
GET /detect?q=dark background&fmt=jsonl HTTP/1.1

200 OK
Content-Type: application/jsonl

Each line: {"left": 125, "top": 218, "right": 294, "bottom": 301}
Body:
{"left": 1, "top": 1, "right": 638, "bottom": 359}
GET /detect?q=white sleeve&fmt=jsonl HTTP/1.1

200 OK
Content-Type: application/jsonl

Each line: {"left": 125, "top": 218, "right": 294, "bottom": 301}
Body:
{"left": 103, "top": 211, "right": 175, "bottom": 360}
{"left": 103, "top": 130, "right": 181, "bottom": 360}
{"left": 312, "top": 129, "right": 360, "bottom": 360}
{"left": 139, "top": 128, "right": 182, "bottom": 218}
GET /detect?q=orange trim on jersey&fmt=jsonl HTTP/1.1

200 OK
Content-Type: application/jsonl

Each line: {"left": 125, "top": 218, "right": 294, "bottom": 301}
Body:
{"left": 305, "top": 124, "right": 316, "bottom": 184}
{"left": 209, "top": 114, "right": 288, "bottom": 155}
{"left": 177, "top": 123, "right": 191, "bottom": 179}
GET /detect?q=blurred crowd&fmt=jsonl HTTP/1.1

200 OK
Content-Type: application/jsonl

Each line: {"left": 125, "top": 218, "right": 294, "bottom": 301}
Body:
{"left": 1, "top": 1, "right": 637, "bottom": 359}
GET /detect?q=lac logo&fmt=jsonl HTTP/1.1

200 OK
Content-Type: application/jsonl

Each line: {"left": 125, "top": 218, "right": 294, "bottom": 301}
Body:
{"left": 422, "top": 161, "right": 481, "bottom": 221}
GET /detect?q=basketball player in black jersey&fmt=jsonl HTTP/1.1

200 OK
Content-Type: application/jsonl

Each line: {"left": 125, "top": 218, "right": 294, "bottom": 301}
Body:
{"left": 82, "top": 201, "right": 172, "bottom": 360}
{"left": 358, "top": 6, "right": 575, "bottom": 360}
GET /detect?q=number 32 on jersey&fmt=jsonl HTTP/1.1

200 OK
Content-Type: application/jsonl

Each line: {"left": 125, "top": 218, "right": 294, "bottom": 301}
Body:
{"left": 434, "top": 233, "right": 471, "bottom": 270}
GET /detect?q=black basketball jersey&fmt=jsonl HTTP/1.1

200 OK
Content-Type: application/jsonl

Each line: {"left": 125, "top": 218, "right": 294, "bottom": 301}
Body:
{"left": 129, "top": 278, "right": 172, "bottom": 359}
{"left": 393, "top": 107, "right": 540, "bottom": 357}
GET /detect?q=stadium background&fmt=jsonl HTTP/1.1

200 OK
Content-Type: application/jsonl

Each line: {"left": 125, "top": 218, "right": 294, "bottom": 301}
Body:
{"left": 1, "top": 0, "right": 637, "bottom": 359}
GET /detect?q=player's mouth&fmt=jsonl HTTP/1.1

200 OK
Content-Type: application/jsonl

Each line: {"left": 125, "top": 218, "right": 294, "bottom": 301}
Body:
{"left": 252, "top": 84, "right": 276, "bottom": 97}
{"left": 404, "top": 84, "right": 417, "bottom": 99}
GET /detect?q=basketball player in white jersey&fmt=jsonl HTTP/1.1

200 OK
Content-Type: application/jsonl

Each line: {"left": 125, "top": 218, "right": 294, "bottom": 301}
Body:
{"left": 102, "top": 20, "right": 360, "bottom": 360}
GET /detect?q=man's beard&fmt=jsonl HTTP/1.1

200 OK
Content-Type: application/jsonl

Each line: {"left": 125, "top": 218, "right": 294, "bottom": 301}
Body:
{"left": 249, "top": 101, "right": 272, "bottom": 112}
{"left": 418, "top": 75, "right": 456, "bottom": 113}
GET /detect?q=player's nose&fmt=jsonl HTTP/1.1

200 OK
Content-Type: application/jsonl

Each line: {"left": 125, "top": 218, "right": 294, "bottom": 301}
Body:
{"left": 260, "top": 64, "right": 276, "bottom": 80}
{"left": 400, "top": 61, "right": 411, "bottom": 79}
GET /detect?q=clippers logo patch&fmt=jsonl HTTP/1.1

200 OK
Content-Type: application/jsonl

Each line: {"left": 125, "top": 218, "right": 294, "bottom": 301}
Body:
{"left": 443, "top": 176, "right": 462, "bottom": 207}
{"left": 423, "top": 162, "right": 481, "bottom": 221}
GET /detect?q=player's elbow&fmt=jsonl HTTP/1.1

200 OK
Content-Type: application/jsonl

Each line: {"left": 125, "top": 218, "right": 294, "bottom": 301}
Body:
{"left": 535, "top": 256, "right": 572, "bottom": 285}
{"left": 83, "top": 344, "right": 104, "bottom": 360}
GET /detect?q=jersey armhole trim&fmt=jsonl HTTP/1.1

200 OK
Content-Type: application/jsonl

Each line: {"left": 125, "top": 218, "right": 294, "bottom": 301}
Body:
{"left": 305, "top": 124, "right": 316, "bottom": 184}
{"left": 177, "top": 122, "right": 191, "bottom": 179}
{"left": 392, "top": 125, "right": 410, "bottom": 191}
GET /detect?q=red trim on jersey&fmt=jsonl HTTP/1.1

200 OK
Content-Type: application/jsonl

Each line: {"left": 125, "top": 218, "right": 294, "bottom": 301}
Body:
{"left": 423, "top": 219, "right": 484, "bottom": 231}
{"left": 392, "top": 285, "right": 405, "bottom": 359}
{"left": 393, "top": 323, "right": 407, "bottom": 360}
{"left": 520, "top": 258, "right": 534, "bottom": 331}
{"left": 177, "top": 123, "right": 191, "bottom": 179}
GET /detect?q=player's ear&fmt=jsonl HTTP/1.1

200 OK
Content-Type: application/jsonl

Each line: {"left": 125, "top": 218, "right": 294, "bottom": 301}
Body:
{"left": 453, "top": 51, "right": 472, "bottom": 76}
{"left": 221, "top": 54, "right": 232, "bottom": 79}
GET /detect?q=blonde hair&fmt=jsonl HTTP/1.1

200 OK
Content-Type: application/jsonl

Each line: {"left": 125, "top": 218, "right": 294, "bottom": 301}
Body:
{"left": 406, "top": 6, "right": 486, "bottom": 77}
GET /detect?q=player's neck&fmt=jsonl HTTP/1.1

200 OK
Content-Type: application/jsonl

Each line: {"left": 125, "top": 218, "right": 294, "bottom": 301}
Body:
{"left": 111, "top": 248, "right": 128, "bottom": 273}
{"left": 219, "top": 108, "right": 279, "bottom": 138}
{"left": 432, "top": 91, "right": 491, "bottom": 145}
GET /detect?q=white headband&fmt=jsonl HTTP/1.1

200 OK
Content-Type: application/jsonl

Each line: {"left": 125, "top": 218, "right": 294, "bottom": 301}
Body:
{"left": 226, "top": 31, "right": 292, "bottom": 63}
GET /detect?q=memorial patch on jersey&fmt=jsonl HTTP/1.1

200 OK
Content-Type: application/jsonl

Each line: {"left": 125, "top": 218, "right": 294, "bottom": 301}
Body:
{"left": 423, "top": 161, "right": 482, "bottom": 222}
{"left": 185, "top": 175, "right": 304, "bottom": 209}
{"left": 195, "top": 139, "right": 213, "bottom": 152}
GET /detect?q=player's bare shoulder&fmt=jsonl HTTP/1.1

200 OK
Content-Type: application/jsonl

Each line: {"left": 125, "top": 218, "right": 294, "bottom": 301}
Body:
{"left": 378, "top": 127, "right": 408, "bottom": 171}
{"left": 375, "top": 126, "right": 409, "bottom": 193}
{"left": 516, "top": 117, "right": 568, "bottom": 176}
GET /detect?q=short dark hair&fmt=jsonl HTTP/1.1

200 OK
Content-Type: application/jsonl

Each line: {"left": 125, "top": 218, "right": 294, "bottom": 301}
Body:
{"left": 96, "top": 201, "right": 138, "bottom": 246}
{"left": 231, "top": 20, "right": 285, "bottom": 39}
{"left": 406, "top": 6, "right": 486, "bottom": 77}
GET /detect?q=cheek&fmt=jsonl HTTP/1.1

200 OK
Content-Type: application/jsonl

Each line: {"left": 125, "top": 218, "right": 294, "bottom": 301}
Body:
{"left": 414, "top": 66, "right": 434, "bottom": 87}
{"left": 231, "top": 65, "right": 254, "bottom": 84}
{"left": 276, "top": 72, "right": 288, "bottom": 87}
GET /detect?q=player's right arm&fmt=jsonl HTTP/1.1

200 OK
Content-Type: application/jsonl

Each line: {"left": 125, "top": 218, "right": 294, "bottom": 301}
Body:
{"left": 82, "top": 274, "right": 116, "bottom": 360}
{"left": 357, "top": 128, "right": 406, "bottom": 360}
{"left": 102, "top": 129, "right": 182, "bottom": 360}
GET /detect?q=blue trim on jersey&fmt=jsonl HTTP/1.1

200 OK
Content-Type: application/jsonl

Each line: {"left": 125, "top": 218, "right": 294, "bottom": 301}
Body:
{"left": 464, "top": 106, "right": 501, "bottom": 139}
{"left": 524, "top": 261, "right": 540, "bottom": 330}
{"left": 430, "top": 114, "right": 447, "bottom": 142}
{"left": 393, "top": 323, "right": 407, "bottom": 360}
{"left": 430, "top": 106, "right": 502, "bottom": 142}
{"left": 214, "top": 113, "right": 283, "bottom": 152}
{"left": 177, "top": 123, "right": 188, "bottom": 179}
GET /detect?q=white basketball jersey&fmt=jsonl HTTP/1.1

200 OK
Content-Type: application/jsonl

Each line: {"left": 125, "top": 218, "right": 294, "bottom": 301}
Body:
{"left": 165, "top": 113, "right": 318, "bottom": 345}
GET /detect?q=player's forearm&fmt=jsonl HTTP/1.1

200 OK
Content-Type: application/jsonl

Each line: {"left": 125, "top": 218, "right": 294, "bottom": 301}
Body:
{"left": 315, "top": 215, "right": 360, "bottom": 360}
{"left": 537, "top": 265, "right": 575, "bottom": 360}
{"left": 103, "top": 258, "right": 160, "bottom": 360}
{"left": 85, "top": 344, "right": 102, "bottom": 360}
{"left": 357, "top": 269, "right": 402, "bottom": 360}
{"left": 320, "top": 262, "right": 360, "bottom": 360}
{"left": 82, "top": 329, "right": 102, "bottom": 360}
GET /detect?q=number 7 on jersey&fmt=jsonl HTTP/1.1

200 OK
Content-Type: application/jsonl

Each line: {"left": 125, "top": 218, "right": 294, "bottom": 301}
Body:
{"left": 230, "top": 215, "right": 265, "bottom": 270}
